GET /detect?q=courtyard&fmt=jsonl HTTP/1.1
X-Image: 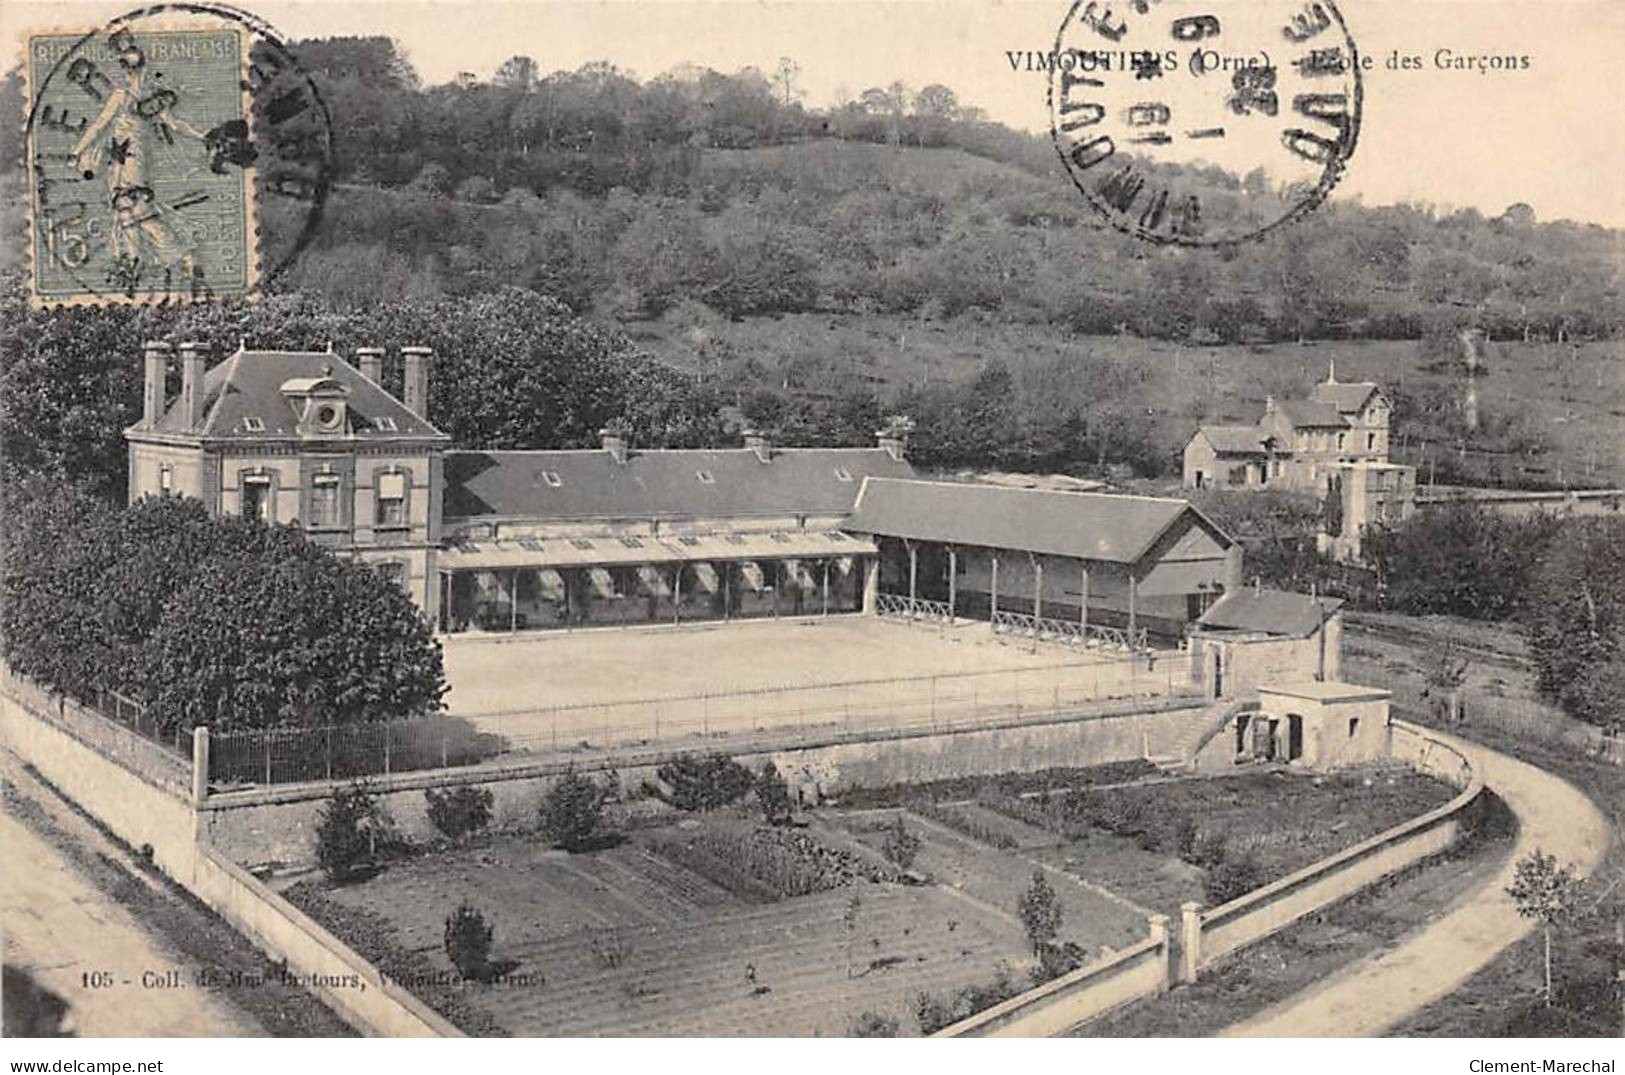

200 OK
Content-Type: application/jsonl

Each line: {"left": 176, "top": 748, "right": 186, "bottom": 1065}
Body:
{"left": 441, "top": 615, "right": 1190, "bottom": 753}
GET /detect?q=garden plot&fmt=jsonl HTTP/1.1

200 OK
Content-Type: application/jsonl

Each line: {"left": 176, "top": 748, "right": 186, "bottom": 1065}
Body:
{"left": 316, "top": 812, "right": 1056, "bottom": 1036}
{"left": 835, "top": 809, "right": 1152, "bottom": 952}
{"left": 976, "top": 769, "right": 1457, "bottom": 914}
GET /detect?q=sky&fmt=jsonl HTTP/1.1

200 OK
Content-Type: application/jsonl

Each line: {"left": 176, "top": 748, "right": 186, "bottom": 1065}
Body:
{"left": 9, "top": 0, "right": 1625, "bottom": 227}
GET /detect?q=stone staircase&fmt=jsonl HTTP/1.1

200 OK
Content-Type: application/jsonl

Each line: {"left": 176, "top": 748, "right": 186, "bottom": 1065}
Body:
{"left": 1149, "top": 697, "right": 1259, "bottom": 775}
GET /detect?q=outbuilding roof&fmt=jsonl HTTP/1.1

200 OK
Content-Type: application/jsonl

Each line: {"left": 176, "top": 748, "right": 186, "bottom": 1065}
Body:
{"left": 842, "top": 478, "right": 1232, "bottom": 566}
{"left": 1272, "top": 399, "right": 1349, "bottom": 429}
{"left": 129, "top": 348, "right": 445, "bottom": 442}
{"left": 1196, "top": 587, "right": 1344, "bottom": 638}
{"left": 1310, "top": 381, "right": 1383, "bottom": 414}
{"left": 443, "top": 447, "right": 914, "bottom": 523}
{"left": 1194, "top": 425, "right": 1271, "bottom": 455}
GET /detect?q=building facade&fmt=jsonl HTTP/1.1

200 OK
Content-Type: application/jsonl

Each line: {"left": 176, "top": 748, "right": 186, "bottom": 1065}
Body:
{"left": 128, "top": 344, "right": 1248, "bottom": 646}
{"left": 1182, "top": 366, "right": 1416, "bottom": 561}
{"left": 125, "top": 341, "right": 449, "bottom": 612}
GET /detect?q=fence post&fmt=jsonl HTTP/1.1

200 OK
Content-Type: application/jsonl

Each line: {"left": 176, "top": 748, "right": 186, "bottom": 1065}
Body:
{"left": 384, "top": 728, "right": 391, "bottom": 775}
{"left": 264, "top": 733, "right": 272, "bottom": 785}
{"left": 326, "top": 726, "right": 333, "bottom": 781}
{"left": 1148, "top": 914, "right": 1171, "bottom": 993}
{"left": 191, "top": 727, "right": 210, "bottom": 805}
{"left": 1180, "top": 902, "right": 1203, "bottom": 984}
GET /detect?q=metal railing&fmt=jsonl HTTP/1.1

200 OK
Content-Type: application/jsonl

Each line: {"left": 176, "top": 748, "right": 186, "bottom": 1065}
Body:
{"left": 989, "top": 609, "right": 1148, "bottom": 652}
{"left": 455, "top": 656, "right": 1187, "bottom": 759}
{"left": 875, "top": 593, "right": 954, "bottom": 623}
{"left": 208, "top": 716, "right": 504, "bottom": 787}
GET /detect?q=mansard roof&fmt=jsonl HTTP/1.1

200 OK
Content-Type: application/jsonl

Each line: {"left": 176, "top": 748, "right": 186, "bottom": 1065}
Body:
{"left": 130, "top": 347, "right": 446, "bottom": 442}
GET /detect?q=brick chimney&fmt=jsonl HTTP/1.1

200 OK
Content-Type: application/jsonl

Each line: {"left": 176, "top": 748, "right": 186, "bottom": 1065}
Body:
{"left": 355, "top": 346, "right": 384, "bottom": 385}
{"left": 742, "top": 428, "right": 772, "bottom": 463}
{"left": 178, "top": 341, "right": 210, "bottom": 431}
{"left": 876, "top": 415, "right": 914, "bottom": 461}
{"left": 401, "top": 345, "right": 432, "bottom": 418}
{"left": 599, "top": 426, "right": 630, "bottom": 465}
{"left": 141, "top": 340, "right": 172, "bottom": 428}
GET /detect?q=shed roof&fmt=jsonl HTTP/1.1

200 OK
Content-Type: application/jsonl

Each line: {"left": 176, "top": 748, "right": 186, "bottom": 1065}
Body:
{"left": 128, "top": 348, "right": 445, "bottom": 442}
{"left": 843, "top": 478, "right": 1231, "bottom": 565}
{"left": 1196, "top": 587, "right": 1344, "bottom": 638}
{"left": 443, "top": 447, "right": 914, "bottom": 523}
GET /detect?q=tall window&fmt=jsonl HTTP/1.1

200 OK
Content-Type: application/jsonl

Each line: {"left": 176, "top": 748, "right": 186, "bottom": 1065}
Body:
{"left": 309, "top": 474, "right": 342, "bottom": 528}
{"left": 1367, "top": 431, "right": 1377, "bottom": 451}
{"left": 242, "top": 475, "right": 270, "bottom": 521}
{"left": 376, "top": 471, "right": 407, "bottom": 527}
{"left": 375, "top": 561, "right": 407, "bottom": 588}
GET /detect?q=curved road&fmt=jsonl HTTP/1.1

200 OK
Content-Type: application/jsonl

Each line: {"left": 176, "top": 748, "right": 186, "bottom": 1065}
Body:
{"left": 1222, "top": 728, "right": 1611, "bottom": 1037}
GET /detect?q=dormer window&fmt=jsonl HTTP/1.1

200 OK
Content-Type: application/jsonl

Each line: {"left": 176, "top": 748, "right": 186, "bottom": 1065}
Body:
{"left": 372, "top": 416, "right": 397, "bottom": 432}
{"left": 570, "top": 538, "right": 595, "bottom": 550}
{"left": 696, "top": 470, "right": 715, "bottom": 484}
{"left": 281, "top": 376, "right": 349, "bottom": 437}
{"left": 540, "top": 470, "right": 562, "bottom": 487}
{"left": 241, "top": 416, "right": 265, "bottom": 433}
{"left": 619, "top": 536, "right": 645, "bottom": 549}
{"left": 833, "top": 466, "right": 853, "bottom": 482}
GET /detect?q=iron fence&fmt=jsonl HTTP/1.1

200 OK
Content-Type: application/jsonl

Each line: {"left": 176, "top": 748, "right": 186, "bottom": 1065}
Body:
{"left": 207, "top": 716, "right": 504, "bottom": 787}
{"left": 875, "top": 593, "right": 953, "bottom": 623}
{"left": 989, "top": 609, "right": 1148, "bottom": 652}
{"left": 459, "top": 655, "right": 1187, "bottom": 757}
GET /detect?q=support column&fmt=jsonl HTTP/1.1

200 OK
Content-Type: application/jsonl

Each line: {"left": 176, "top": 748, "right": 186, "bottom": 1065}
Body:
{"left": 673, "top": 565, "right": 683, "bottom": 626}
{"left": 1128, "top": 570, "right": 1139, "bottom": 647}
{"left": 862, "top": 557, "right": 879, "bottom": 614}
{"left": 1148, "top": 914, "right": 1171, "bottom": 993}
{"left": 1180, "top": 901, "right": 1203, "bottom": 984}
{"left": 822, "top": 560, "right": 830, "bottom": 616}
{"left": 509, "top": 568, "right": 518, "bottom": 631}
{"left": 191, "top": 727, "right": 210, "bottom": 805}
{"left": 1032, "top": 555, "right": 1044, "bottom": 622}
{"left": 990, "top": 553, "right": 999, "bottom": 619}
{"left": 907, "top": 541, "right": 918, "bottom": 605}
{"left": 1079, "top": 561, "right": 1090, "bottom": 630}
{"left": 947, "top": 546, "right": 957, "bottom": 621}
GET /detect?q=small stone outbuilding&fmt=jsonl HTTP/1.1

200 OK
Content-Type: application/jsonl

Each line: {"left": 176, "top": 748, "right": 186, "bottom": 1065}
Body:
{"left": 1247, "top": 681, "right": 1393, "bottom": 771}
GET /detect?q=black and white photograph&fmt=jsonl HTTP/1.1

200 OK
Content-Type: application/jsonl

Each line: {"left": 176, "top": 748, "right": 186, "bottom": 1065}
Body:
{"left": 0, "top": 0, "right": 1621, "bottom": 1062}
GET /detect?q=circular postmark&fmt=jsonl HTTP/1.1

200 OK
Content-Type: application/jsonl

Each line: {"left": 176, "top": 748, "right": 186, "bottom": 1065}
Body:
{"left": 23, "top": 2, "right": 334, "bottom": 305}
{"left": 1047, "top": 0, "right": 1362, "bottom": 246}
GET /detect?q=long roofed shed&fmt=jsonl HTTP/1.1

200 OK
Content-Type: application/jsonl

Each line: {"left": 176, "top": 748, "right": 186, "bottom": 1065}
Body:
{"left": 842, "top": 478, "right": 1233, "bottom": 566}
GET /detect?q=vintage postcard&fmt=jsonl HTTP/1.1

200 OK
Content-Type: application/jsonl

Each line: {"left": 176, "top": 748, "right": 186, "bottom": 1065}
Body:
{"left": 0, "top": 0, "right": 1620, "bottom": 1062}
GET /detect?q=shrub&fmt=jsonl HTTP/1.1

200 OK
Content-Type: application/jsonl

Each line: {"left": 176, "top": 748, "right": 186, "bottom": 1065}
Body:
{"left": 425, "top": 785, "right": 494, "bottom": 843}
{"left": 1173, "top": 815, "right": 1199, "bottom": 861}
{"left": 1191, "top": 830, "right": 1230, "bottom": 869}
{"left": 443, "top": 902, "right": 494, "bottom": 981}
{"left": 1016, "top": 870, "right": 1063, "bottom": 955}
{"left": 851, "top": 1011, "right": 899, "bottom": 1037}
{"left": 1032, "top": 941, "right": 1086, "bottom": 985}
{"left": 657, "top": 752, "right": 756, "bottom": 811}
{"left": 756, "top": 761, "right": 792, "bottom": 825}
{"left": 1204, "top": 853, "right": 1265, "bottom": 905}
{"left": 315, "top": 781, "right": 388, "bottom": 881}
{"left": 880, "top": 815, "right": 922, "bottom": 870}
{"left": 913, "top": 968, "right": 1021, "bottom": 1035}
{"left": 539, "top": 769, "right": 612, "bottom": 851}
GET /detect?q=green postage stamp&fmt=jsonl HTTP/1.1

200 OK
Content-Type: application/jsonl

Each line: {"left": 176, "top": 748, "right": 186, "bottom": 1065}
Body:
{"left": 25, "top": 18, "right": 258, "bottom": 305}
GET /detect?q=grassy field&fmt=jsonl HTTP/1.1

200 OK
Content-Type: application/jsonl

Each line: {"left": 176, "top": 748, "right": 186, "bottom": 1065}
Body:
{"left": 631, "top": 312, "right": 1625, "bottom": 487}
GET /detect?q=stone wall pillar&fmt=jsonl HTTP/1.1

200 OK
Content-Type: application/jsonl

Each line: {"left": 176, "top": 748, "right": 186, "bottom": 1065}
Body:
{"left": 1180, "top": 901, "right": 1203, "bottom": 984}
{"left": 191, "top": 727, "right": 210, "bottom": 805}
